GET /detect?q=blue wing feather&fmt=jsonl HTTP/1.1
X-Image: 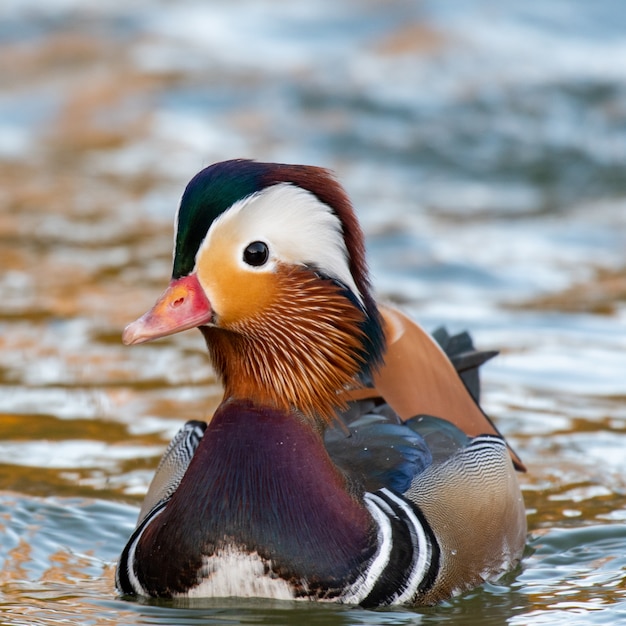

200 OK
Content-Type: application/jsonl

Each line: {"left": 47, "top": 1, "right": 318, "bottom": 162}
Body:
{"left": 326, "top": 399, "right": 478, "bottom": 494}
{"left": 325, "top": 405, "right": 432, "bottom": 494}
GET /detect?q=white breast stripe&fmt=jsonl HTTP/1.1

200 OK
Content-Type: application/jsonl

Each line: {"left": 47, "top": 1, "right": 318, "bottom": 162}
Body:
{"left": 123, "top": 504, "right": 166, "bottom": 596}
{"left": 340, "top": 492, "right": 393, "bottom": 604}
{"left": 379, "top": 488, "right": 432, "bottom": 604}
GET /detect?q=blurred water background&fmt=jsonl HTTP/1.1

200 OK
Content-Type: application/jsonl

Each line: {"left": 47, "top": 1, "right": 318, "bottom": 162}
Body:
{"left": 1, "top": 0, "right": 626, "bottom": 624}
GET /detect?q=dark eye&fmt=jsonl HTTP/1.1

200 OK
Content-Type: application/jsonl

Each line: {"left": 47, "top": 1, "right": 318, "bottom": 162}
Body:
{"left": 243, "top": 241, "right": 269, "bottom": 267}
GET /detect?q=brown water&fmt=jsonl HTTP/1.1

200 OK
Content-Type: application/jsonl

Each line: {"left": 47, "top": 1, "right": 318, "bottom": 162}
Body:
{"left": 2, "top": 1, "right": 626, "bottom": 624}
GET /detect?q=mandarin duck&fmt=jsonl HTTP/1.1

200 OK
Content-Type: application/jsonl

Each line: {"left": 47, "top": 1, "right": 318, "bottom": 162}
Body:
{"left": 116, "top": 159, "right": 526, "bottom": 606}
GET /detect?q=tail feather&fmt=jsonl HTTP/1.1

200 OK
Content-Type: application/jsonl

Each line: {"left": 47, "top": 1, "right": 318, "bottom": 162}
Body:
{"left": 431, "top": 327, "right": 498, "bottom": 404}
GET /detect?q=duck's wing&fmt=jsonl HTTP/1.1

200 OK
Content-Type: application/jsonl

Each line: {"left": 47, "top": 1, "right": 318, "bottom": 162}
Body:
{"left": 325, "top": 400, "right": 477, "bottom": 493}
{"left": 137, "top": 420, "right": 206, "bottom": 524}
{"left": 326, "top": 405, "right": 526, "bottom": 603}
{"left": 403, "top": 424, "right": 527, "bottom": 604}
{"left": 325, "top": 402, "right": 433, "bottom": 494}
{"left": 341, "top": 304, "right": 525, "bottom": 472}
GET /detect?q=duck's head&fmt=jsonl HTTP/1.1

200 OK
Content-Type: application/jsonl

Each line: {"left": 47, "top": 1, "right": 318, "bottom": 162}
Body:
{"left": 123, "top": 159, "right": 384, "bottom": 422}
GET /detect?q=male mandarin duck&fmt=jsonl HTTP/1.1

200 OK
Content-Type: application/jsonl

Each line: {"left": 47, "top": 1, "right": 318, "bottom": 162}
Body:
{"left": 116, "top": 159, "right": 526, "bottom": 606}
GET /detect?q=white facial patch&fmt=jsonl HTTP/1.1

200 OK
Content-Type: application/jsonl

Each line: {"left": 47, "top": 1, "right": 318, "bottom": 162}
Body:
{"left": 196, "top": 183, "right": 363, "bottom": 303}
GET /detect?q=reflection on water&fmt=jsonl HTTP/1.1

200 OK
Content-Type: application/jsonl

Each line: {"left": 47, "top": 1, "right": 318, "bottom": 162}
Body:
{"left": 1, "top": 0, "right": 626, "bottom": 624}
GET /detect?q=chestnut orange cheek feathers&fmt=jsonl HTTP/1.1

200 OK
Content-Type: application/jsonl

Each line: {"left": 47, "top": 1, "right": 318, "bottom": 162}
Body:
{"left": 122, "top": 274, "right": 213, "bottom": 345}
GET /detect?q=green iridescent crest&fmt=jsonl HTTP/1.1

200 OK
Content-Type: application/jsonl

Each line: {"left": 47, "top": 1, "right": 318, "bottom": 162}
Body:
{"left": 173, "top": 160, "right": 264, "bottom": 278}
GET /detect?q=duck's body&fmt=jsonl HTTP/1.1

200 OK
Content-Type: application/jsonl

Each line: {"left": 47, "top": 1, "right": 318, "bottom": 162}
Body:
{"left": 116, "top": 159, "right": 526, "bottom": 606}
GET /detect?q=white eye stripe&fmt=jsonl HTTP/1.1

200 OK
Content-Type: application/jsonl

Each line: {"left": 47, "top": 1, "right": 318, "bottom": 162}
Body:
{"left": 196, "top": 183, "right": 363, "bottom": 304}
